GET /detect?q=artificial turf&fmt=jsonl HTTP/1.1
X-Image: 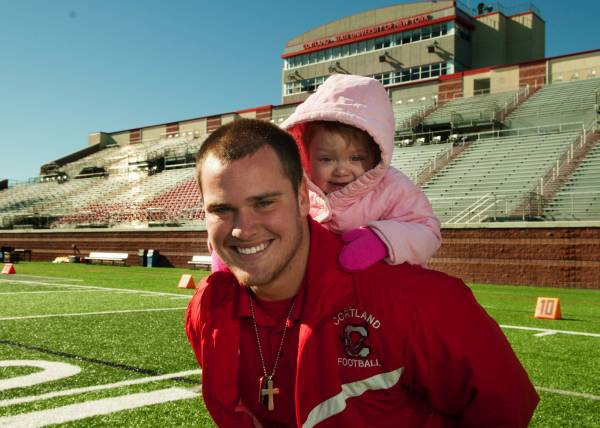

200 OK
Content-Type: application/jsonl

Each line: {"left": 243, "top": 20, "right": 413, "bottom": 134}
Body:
{"left": 1, "top": 262, "right": 598, "bottom": 427}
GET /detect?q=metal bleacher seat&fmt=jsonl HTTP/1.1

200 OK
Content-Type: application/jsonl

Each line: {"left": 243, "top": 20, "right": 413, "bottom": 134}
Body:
{"left": 391, "top": 143, "right": 453, "bottom": 181}
{"left": 422, "top": 90, "right": 519, "bottom": 127}
{"left": 507, "top": 77, "right": 600, "bottom": 129}
{"left": 422, "top": 130, "right": 582, "bottom": 222}
{"left": 543, "top": 142, "right": 600, "bottom": 220}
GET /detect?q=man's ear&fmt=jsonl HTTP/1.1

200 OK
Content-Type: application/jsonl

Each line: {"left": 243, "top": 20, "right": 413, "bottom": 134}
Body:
{"left": 298, "top": 176, "right": 310, "bottom": 217}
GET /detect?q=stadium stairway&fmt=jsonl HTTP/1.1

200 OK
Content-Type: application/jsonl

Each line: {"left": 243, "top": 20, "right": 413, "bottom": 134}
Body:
{"left": 542, "top": 131, "right": 600, "bottom": 220}
{"left": 415, "top": 140, "right": 472, "bottom": 186}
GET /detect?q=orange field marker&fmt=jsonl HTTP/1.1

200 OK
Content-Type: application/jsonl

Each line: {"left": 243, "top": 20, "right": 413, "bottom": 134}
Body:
{"left": 534, "top": 297, "right": 561, "bottom": 320}
{"left": 1, "top": 263, "right": 16, "bottom": 274}
{"left": 177, "top": 274, "right": 196, "bottom": 289}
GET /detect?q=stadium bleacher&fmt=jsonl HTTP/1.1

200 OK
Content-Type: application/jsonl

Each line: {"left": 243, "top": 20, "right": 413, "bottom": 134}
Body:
{"left": 1, "top": 73, "right": 599, "bottom": 229}
{"left": 391, "top": 142, "right": 453, "bottom": 181}
{"left": 393, "top": 97, "right": 436, "bottom": 131}
{"left": 422, "top": 130, "right": 582, "bottom": 222}
{"left": 506, "top": 77, "right": 600, "bottom": 129}
{"left": 543, "top": 140, "right": 600, "bottom": 220}
{"left": 422, "top": 89, "right": 521, "bottom": 128}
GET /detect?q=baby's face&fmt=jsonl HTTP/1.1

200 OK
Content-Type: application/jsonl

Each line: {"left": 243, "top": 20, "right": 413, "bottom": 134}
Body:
{"left": 307, "top": 128, "right": 378, "bottom": 194}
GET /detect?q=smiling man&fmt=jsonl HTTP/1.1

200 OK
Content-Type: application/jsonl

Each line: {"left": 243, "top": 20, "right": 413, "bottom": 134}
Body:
{"left": 186, "top": 119, "right": 539, "bottom": 427}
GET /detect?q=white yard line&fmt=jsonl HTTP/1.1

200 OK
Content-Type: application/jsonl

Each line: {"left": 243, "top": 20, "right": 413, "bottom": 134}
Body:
{"left": 0, "top": 369, "right": 201, "bottom": 408}
{"left": 0, "top": 307, "right": 187, "bottom": 322}
{"left": 0, "top": 290, "right": 99, "bottom": 295}
{"left": 0, "top": 387, "right": 198, "bottom": 427}
{"left": 536, "top": 386, "right": 600, "bottom": 401}
{"left": 0, "top": 278, "right": 192, "bottom": 298}
{"left": 500, "top": 324, "right": 600, "bottom": 338}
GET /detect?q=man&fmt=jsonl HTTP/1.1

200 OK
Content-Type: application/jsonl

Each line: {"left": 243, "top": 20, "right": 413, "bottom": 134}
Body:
{"left": 186, "top": 119, "right": 539, "bottom": 427}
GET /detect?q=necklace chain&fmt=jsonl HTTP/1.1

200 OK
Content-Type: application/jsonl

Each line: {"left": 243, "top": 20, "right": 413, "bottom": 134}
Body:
{"left": 248, "top": 288, "right": 296, "bottom": 381}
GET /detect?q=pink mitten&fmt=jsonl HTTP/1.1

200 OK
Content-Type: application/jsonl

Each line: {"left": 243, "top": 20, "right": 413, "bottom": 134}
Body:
{"left": 210, "top": 251, "right": 230, "bottom": 273}
{"left": 339, "top": 227, "right": 388, "bottom": 272}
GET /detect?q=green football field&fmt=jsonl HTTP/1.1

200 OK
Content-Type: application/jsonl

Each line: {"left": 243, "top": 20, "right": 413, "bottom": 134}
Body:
{"left": 0, "top": 262, "right": 598, "bottom": 427}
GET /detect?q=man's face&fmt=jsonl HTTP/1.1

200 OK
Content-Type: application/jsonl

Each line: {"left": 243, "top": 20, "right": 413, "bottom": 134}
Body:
{"left": 200, "top": 145, "right": 309, "bottom": 296}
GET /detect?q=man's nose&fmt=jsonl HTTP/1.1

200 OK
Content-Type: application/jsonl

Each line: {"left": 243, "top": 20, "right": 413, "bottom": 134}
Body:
{"left": 231, "top": 210, "right": 258, "bottom": 240}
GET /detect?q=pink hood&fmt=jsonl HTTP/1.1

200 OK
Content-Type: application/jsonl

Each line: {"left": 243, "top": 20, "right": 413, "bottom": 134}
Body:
{"left": 281, "top": 73, "right": 395, "bottom": 185}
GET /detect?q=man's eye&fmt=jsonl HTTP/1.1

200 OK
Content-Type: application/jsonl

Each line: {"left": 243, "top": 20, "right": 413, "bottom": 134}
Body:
{"left": 256, "top": 200, "right": 274, "bottom": 209}
{"left": 210, "top": 207, "right": 231, "bottom": 216}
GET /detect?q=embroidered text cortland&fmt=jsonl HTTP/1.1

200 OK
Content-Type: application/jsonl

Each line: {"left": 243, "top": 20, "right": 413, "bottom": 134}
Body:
{"left": 332, "top": 307, "right": 381, "bottom": 329}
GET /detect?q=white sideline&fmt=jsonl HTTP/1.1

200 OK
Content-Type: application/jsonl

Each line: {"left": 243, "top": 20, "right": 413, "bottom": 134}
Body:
{"left": 0, "top": 369, "right": 201, "bottom": 408}
{"left": 500, "top": 324, "right": 600, "bottom": 338}
{"left": 0, "top": 278, "right": 192, "bottom": 298}
{"left": 0, "top": 387, "right": 198, "bottom": 427}
{"left": 536, "top": 386, "right": 600, "bottom": 401}
{"left": 0, "top": 307, "right": 187, "bottom": 321}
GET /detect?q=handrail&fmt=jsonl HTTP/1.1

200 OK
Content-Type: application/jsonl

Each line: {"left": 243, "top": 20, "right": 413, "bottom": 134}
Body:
{"left": 446, "top": 193, "right": 494, "bottom": 224}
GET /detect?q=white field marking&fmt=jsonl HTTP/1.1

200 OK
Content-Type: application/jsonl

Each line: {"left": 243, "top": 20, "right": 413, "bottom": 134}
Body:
{"left": 9, "top": 275, "right": 84, "bottom": 282}
{"left": 533, "top": 331, "right": 558, "bottom": 337}
{"left": 0, "top": 387, "right": 198, "bottom": 427}
{"left": 0, "top": 368, "right": 201, "bottom": 408}
{"left": 0, "top": 307, "right": 187, "bottom": 322}
{"left": 0, "top": 283, "right": 78, "bottom": 290}
{"left": 500, "top": 324, "right": 600, "bottom": 338}
{"left": 0, "top": 361, "right": 80, "bottom": 392}
{"left": 0, "top": 278, "right": 192, "bottom": 298}
{"left": 0, "top": 290, "right": 99, "bottom": 296}
{"left": 536, "top": 386, "right": 600, "bottom": 401}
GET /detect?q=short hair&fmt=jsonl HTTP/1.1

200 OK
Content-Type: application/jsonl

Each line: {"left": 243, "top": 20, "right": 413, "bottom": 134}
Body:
{"left": 196, "top": 119, "right": 303, "bottom": 195}
{"left": 303, "top": 121, "right": 381, "bottom": 165}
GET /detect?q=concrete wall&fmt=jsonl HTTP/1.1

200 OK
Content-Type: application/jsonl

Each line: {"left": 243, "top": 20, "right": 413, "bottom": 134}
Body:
{"left": 471, "top": 13, "right": 507, "bottom": 68}
{"left": 140, "top": 125, "right": 164, "bottom": 142}
{"left": 179, "top": 118, "right": 206, "bottom": 136}
{"left": 390, "top": 81, "right": 438, "bottom": 104}
{"left": 3, "top": 226, "right": 598, "bottom": 288}
{"left": 490, "top": 65, "right": 520, "bottom": 93}
{"left": 87, "top": 132, "right": 115, "bottom": 147}
{"left": 110, "top": 131, "right": 130, "bottom": 147}
{"left": 548, "top": 51, "right": 600, "bottom": 83}
{"left": 507, "top": 13, "right": 545, "bottom": 64}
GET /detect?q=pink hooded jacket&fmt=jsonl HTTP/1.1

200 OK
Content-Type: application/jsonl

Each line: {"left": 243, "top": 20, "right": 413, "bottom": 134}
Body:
{"left": 281, "top": 74, "right": 441, "bottom": 266}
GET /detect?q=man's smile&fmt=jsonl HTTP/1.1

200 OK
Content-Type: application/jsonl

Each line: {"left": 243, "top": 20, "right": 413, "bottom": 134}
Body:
{"left": 234, "top": 241, "right": 270, "bottom": 255}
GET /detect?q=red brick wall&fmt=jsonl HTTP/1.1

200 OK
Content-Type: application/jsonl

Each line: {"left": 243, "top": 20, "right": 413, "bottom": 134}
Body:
{"left": 255, "top": 107, "right": 272, "bottom": 122}
{"left": 0, "top": 230, "right": 208, "bottom": 268}
{"left": 206, "top": 116, "right": 222, "bottom": 134}
{"left": 129, "top": 129, "right": 142, "bottom": 144}
{"left": 519, "top": 61, "right": 546, "bottom": 88}
{"left": 429, "top": 227, "right": 600, "bottom": 289}
{"left": 438, "top": 76, "right": 463, "bottom": 102}
{"left": 1, "top": 227, "right": 598, "bottom": 288}
{"left": 166, "top": 122, "right": 179, "bottom": 136}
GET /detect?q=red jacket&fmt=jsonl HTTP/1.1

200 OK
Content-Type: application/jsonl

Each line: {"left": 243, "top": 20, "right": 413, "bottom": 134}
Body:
{"left": 186, "top": 219, "right": 539, "bottom": 427}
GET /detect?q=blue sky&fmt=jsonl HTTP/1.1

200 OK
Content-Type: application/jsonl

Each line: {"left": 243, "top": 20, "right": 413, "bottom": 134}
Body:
{"left": 1, "top": 0, "right": 598, "bottom": 181}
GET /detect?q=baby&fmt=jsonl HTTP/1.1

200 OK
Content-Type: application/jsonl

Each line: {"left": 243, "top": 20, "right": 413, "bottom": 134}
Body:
{"left": 280, "top": 74, "right": 441, "bottom": 270}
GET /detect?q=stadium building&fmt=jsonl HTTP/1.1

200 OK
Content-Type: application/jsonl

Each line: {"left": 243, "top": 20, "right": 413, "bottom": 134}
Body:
{"left": 1, "top": 1, "right": 599, "bottom": 288}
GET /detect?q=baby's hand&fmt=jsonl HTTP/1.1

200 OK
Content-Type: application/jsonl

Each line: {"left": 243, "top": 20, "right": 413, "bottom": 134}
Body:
{"left": 339, "top": 227, "right": 387, "bottom": 272}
